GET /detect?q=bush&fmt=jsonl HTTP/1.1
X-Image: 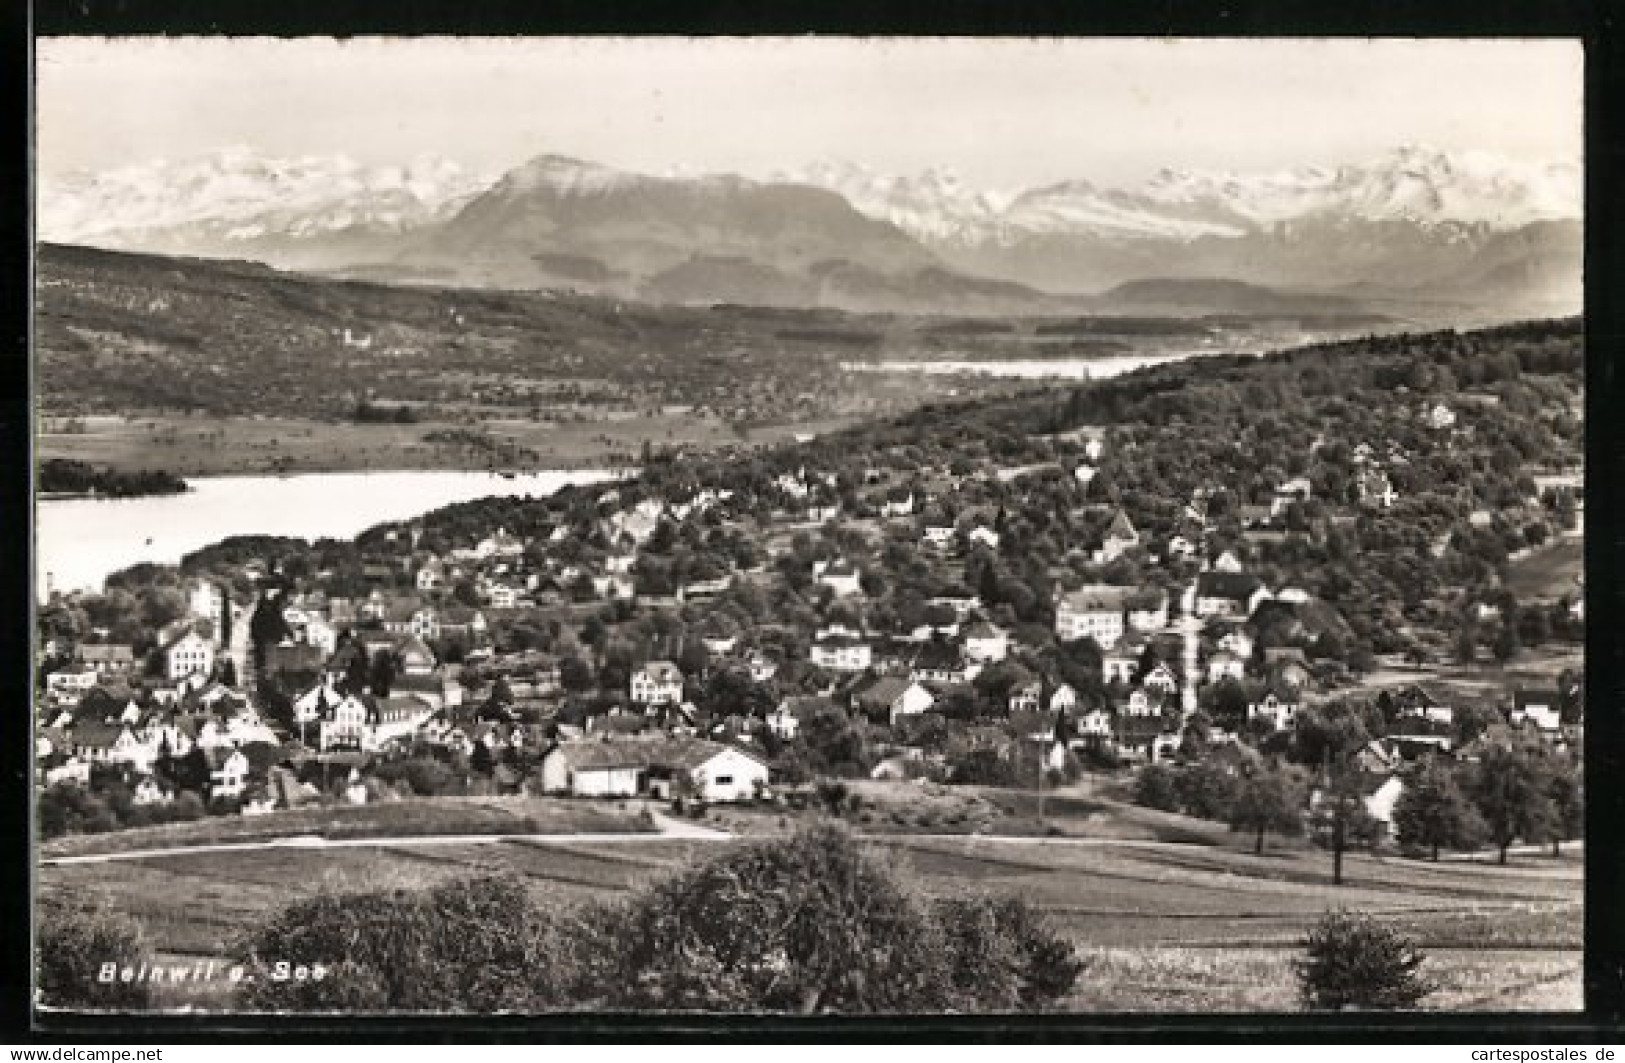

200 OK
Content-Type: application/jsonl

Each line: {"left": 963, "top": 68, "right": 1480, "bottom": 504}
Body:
{"left": 37, "top": 896, "right": 153, "bottom": 1010}
{"left": 1133, "top": 764, "right": 1180, "bottom": 812}
{"left": 235, "top": 874, "right": 569, "bottom": 1012}
{"left": 231, "top": 822, "right": 1087, "bottom": 1014}
{"left": 610, "top": 821, "right": 947, "bottom": 1012}
{"left": 1296, "top": 910, "right": 1436, "bottom": 1011}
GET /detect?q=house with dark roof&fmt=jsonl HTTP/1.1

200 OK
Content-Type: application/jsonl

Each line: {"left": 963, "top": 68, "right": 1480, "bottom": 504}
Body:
{"left": 1248, "top": 685, "right": 1302, "bottom": 732}
{"left": 1510, "top": 688, "right": 1562, "bottom": 732}
{"left": 1094, "top": 509, "right": 1141, "bottom": 563}
{"left": 1192, "top": 572, "right": 1269, "bottom": 620}
{"left": 853, "top": 676, "right": 935, "bottom": 725}
{"left": 74, "top": 643, "right": 134, "bottom": 675}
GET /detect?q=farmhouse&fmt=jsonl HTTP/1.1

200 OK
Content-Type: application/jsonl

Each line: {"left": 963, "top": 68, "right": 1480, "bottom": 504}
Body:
{"left": 539, "top": 737, "right": 768, "bottom": 802}
{"left": 854, "top": 676, "right": 936, "bottom": 724}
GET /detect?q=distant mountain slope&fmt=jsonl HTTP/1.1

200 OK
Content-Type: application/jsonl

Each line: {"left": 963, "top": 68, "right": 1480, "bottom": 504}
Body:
{"left": 1098, "top": 278, "right": 1368, "bottom": 317}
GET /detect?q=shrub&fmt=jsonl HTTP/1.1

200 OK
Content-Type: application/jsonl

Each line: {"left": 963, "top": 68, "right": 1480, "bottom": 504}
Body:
{"left": 608, "top": 821, "right": 947, "bottom": 1012}
{"left": 1296, "top": 910, "right": 1436, "bottom": 1011}
{"left": 235, "top": 874, "right": 568, "bottom": 1012}
{"left": 231, "top": 823, "right": 1087, "bottom": 1014}
{"left": 36, "top": 896, "right": 152, "bottom": 1010}
{"left": 1133, "top": 764, "right": 1180, "bottom": 812}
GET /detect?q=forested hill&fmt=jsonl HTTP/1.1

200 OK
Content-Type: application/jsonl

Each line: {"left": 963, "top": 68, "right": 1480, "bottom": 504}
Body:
{"left": 379, "top": 317, "right": 1581, "bottom": 544}
{"left": 303, "top": 318, "right": 1578, "bottom": 662}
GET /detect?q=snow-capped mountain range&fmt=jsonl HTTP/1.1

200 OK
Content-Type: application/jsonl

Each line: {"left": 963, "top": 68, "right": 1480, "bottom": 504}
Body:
{"left": 39, "top": 147, "right": 493, "bottom": 248}
{"left": 781, "top": 146, "right": 1580, "bottom": 245}
{"left": 37, "top": 146, "right": 1581, "bottom": 319}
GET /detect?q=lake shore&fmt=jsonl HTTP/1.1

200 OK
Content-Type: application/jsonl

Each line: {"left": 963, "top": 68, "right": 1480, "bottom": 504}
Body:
{"left": 36, "top": 411, "right": 861, "bottom": 478}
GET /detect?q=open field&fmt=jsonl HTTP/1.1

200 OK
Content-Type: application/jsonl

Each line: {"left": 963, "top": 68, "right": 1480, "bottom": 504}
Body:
{"left": 35, "top": 412, "right": 865, "bottom": 478}
{"left": 38, "top": 799, "right": 1582, "bottom": 1012}
{"left": 1506, "top": 535, "right": 1584, "bottom": 601}
{"left": 40, "top": 795, "right": 655, "bottom": 859}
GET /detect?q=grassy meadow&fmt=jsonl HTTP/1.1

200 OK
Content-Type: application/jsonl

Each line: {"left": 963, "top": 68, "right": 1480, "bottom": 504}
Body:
{"left": 37, "top": 794, "right": 1582, "bottom": 1014}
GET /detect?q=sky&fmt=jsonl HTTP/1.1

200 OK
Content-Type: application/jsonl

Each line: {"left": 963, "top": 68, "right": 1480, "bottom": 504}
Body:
{"left": 35, "top": 37, "right": 1583, "bottom": 191}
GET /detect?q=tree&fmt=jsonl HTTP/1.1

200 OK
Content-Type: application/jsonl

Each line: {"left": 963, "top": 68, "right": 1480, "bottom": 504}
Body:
{"left": 1491, "top": 622, "right": 1521, "bottom": 663}
{"left": 799, "top": 706, "right": 872, "bottom": 778}
{"left": 1296, "top": 910, "right": 1436, "bottom": 1011}
{"left": 610, "top": 823, "right": 1084, "bottom": 1012}
{"left": 1175, "top": 761, "right": 1240, "bottom": 821}
{"left": 1228, "top": 765, "right": 1305, "bottom": 854}
{"left": 1469, "top": 745, "right": 1558, "bottom": 865}
{"left": 1544, "top": 759, "right": 1583, "bottom": 857}
{"left": 236, "top": 874, "right": 563, "bottom": 1011}
{"left": 37, "top": 895, "right": 154, "bottom": 1009}
{"left": 1134, "top": 764, "right": 1180, "bottom": 812}
{"left": 1393, "top": 763, "right": 1483, "bottom": 861}
{"left": 369, "top": 648, "right": 396, "bottom": 698}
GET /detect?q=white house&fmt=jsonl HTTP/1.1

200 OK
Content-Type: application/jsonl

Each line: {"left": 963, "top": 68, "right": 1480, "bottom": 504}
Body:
{"left": 1102, "top": 646, "right": 1139, "bottom": 685}
{"left": 1055, "top": 585, "right": 1130, "bottom": 647}
{"left": 662, "top": 744, "right": 770, "bottom": 803}
{"left": 747, "top": 653, "right": 780, "bottom": 683}
{"left": 1206, "top": 651, "right": 1247, "bottom": 684}
{"left": 416, "top": 561, "right": 446, "bottom": 593}
{"left": 884, "top": 681, "right": 937, "bottom": 725}
{"left": 962, "top": 621, "right": 1010, "bottom": 664}
{"left": 208, "top": 748, "right": 250, "bottom": 800}
{"left": 1126, "top": 591, "right": 1170, "bottom": 633}
{"left": 1192, "top": 572, "right": 1269, "bottom": 620}
{"left": 1095, "top": 510, "right": 1141, "bottom": 564}
{"left": 1248, "top": 688, "right": 1301, "bottom": 732}
{"left": 813, "top": 558, "right": 863, "bottom": 597}
{"left": 1511, "top": 689, "right": 1562, "bottom": 732}
{"left": 810, "top": 633, "right": 872, "bottom": 673}
{"left": 540, "top": 738, "right": 769, "bottom": 803}
{"left": 880, "top": 491, "right": 916, "bottom": 518}
{"left": 1050, "top": 684, "right": 1079, "bottom": 713}
{"left": 1076, "top": 706, "right": 1113, "bottom": 738}
{"left": 1008, "top": 681, "right": 1043, "bottom": 714}
{"left": 1141, "top": 661, "right": 1181, "bottom": 696}
{"left": 131, "top": 775, "right": 173, "bottom": 806}
{"left": 631, "top": 661, "right": 686, "bottom": 707}
{"left": 163, "top": 630, "right": 215, "bottom": 681}
{"left": 1218, "top": 629, "right": 1256, "bottom": 660}
{"left": 968, "top": 526, "right": 1001, "bottom": 551}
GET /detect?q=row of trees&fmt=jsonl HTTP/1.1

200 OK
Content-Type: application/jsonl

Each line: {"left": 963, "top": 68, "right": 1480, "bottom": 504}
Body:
{"left": 1134, "top": 743, "right": 1582, "bottom": 867}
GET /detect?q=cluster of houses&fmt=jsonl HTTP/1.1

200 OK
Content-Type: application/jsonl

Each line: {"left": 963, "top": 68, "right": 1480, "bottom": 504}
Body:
{"left": 37, "top": 397, "right": 1582, "bottom": 824}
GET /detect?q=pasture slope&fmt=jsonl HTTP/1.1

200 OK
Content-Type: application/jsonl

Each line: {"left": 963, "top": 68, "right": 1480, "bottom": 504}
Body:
{"left": 36, "top": 793, "right": 1581, "bottom": 1013}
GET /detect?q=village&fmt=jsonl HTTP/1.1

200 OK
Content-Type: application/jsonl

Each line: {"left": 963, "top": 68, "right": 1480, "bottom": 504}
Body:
{"left": 35, "top": 325, "right": 1587, "bottom": 855}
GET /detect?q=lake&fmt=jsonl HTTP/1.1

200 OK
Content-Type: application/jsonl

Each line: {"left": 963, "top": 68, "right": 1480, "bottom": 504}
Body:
{"left": 840, "top": 348, "right": 1248, "bottom": 381}
{"left": 36, "top": 468, "right": 619, "bottom": 595}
